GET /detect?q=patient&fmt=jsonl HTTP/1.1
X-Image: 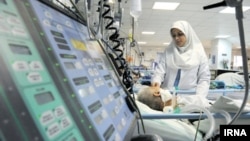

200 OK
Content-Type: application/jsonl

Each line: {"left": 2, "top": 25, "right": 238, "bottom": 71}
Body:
{"left": 215, "top": 72, "right": 245, "bottom": 88}
{"left": 136, "top": 85, "right": 212, "bottom": 114}
{"left": 137, "top": 86, "right": 177, "bottom": 113}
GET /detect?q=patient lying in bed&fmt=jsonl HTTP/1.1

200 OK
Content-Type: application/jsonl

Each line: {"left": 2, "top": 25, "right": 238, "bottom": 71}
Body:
{"left": 134, "top": 86, "right": 205, "bottom": 141}
{"left": 215, "top": 72, "right": 246, "bottom": 88}
{"left": 135, "top": 86, "right": 250, "bottom": 141}
{"left": 137, "top": 86, "right": 211, "bottom": 113}
{"left": 136, "top": 86, "right": 177, "bottom": 113}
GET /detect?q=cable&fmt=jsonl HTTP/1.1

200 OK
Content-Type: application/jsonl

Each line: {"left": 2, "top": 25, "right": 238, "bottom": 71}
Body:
{"left": 229, "top": 2, "right": 249, "bottom": 125}
{"left": 100, "top": 35, "right": 146, "bottom": 135}
{"left": 95, "top": 0, "right": 104, "bottom": 36}
{"left": 194, "top": 111, "right": 202, "bottom": 141}
{"left": 133, "top": 41, "right": 144, "bottom": 66}
{"left": 98, "top": 0, "right": 134, "bottom": 94}
{"left": 54, "top": 0, "right": 83, "bottom": 21}
{"left": 99, "top": 12, "right": 146, "bottom": 134}
{"left": 73, "top": 0, "right": 95, "bottom": 39}
{"left": 181, "top": 105, "right": 215, "bottom": 141}
{"left": 50, "top": 0, "right": 145, "bottom": 135}
{"left": 203, "top": 0, "right": 248, "bottom": 125}
{"left": 74, "top": 0, "right": 145, "bottom": 134}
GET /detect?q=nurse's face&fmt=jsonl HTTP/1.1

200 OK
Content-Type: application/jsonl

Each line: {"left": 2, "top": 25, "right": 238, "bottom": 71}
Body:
{"left": 171, "top": 28, "right": 186, "bottom": 47}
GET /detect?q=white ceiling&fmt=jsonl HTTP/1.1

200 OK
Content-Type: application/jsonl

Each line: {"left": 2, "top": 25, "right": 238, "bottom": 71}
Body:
{"left": 109, "top": 0, "right": 250, "bottom": 51}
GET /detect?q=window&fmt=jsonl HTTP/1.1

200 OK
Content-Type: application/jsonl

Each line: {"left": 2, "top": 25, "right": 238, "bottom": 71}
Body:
{"left": 233, "top": 56, "right": 243, "bottom": 69}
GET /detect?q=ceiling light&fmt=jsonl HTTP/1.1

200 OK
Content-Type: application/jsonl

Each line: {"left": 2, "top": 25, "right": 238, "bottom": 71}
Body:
{"left": 219, "top": 6, "right": 250, "bottom": 14}
{"left": 108, "top": 0, "right": 114, "bottom": 3}
{"left": 142, "top": 31, "right": 155, "bottom": 35}
{"left": 138, "top": 42, "right": 147, "bottom": 44}
{"left": 215, "top": 35, "right": 230, "bottom": 38}
{"left": 163, "top": 42, "right": 170, "bottom": 45}
{"left": 152, "top": 2, "right": 180, "bottom": 10}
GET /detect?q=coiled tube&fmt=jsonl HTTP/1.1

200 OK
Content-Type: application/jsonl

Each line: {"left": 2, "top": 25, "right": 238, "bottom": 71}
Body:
{"left": 98, "top": 0, "right": 134, "bottom": 93}
{"left": 211, "top": 108, "right": 232, "bottom": 124}
{"left": 181, "top": 105, "right": 215, "bottom": 141}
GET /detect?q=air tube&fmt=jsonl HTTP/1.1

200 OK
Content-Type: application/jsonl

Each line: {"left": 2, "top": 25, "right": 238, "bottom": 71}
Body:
{"left": 181, "top": 105, "right": 215, "bottom": 141}
{"left": 210, "top": 108, "right": 232, "bottom": 124}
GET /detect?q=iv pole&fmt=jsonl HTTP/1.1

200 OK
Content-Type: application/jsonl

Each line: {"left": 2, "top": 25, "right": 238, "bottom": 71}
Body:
{"left": 203, "top": 0, "right": 249, "bottom": 125}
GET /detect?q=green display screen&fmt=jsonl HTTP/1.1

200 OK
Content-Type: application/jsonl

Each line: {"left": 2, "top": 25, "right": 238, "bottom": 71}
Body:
{"left": 0, "top": 0, "right": 7, "bottom": 4}
{"left": 35, "top": 91, "right": 54, "bottom": 105}
{"left": 9, "top": 44, "right": 32, "bottom": 55}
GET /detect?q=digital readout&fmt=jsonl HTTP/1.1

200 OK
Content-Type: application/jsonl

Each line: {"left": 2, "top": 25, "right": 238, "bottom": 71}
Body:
{"left": 88, "top": 100, "right": 102, "bottom": 113}
{"left": 9, "top": 44, "right": 32, "bottom": 55}
{"left": 73, "top": 76, "right": 89, "bottom": 85}
{"left": 104, "top": 125, "right": 115, "bottom": 141}
{"left": 35, "top": 91, "right": 54, "bottom": 105}
{"left": 113, "top": 92, "right": 120, "bottom": 99}
{"left": 104, "top": 75, "right": 111, "bottom": 80}
{"left": 60, "top": 54, "right": 77, "bottom": 59}
{"left": 64, "top": 62, "right": 76, "bottom": 69}
{"left": 94, "top": 58, "right": 102, "bottom": 63}
{"left": 51, "top": 30, "right": 64, "bottom": 38}
{"left": 0, "top": 0, "right": 7, "bottom": 4}
{"left": 97, "top": 65, "right": 104, "bottom": 70}
{"left": 57, "top": 44, "right": 70, "bottom": 50}
{"left": 54, "top": 37, "right": 67, "bottom": 44}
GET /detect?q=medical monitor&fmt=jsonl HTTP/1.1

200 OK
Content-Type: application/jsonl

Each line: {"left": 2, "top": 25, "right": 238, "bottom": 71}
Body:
{"left": 0, "top": 0, "right": 137, "bottom": 140}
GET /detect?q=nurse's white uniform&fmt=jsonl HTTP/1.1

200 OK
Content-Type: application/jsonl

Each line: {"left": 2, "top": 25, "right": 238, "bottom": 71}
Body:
{"left": 151, "top": 20, "right": 211, "bottom": 107}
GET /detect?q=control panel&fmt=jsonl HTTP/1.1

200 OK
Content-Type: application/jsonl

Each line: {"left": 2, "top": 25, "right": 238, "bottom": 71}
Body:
{"left": 0, "top": 0, "right": 84, "bottom": 140}
{"left": 0, "top": 0, "right": 137, "bottom": 141}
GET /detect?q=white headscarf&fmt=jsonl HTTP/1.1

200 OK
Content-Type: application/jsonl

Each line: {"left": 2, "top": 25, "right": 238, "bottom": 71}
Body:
{"left": 166, "top": 20, "right": 207, "bottom": 69}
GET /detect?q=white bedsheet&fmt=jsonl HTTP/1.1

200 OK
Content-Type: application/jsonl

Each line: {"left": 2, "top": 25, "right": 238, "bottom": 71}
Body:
{"left": 133, "top": 100, "right": 203, "bottom": 141}
{"left": 134, "top": 95, "right": 250, "bottom": 141}
{"left": 194, "top": 96, "right": 250, "bottom": 134}
{"left": 210, "top": 95, "right": 250, "bottom": 113}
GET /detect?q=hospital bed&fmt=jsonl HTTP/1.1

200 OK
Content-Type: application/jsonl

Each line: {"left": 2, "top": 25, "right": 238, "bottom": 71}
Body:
{"left": 134, "top": 69, "right": 250, "bottom": 141}
{"left": 132, "top": 85, "right": 250, "bottom": 141}
{"left": 140, "top": 88, "right": 250, "bottom": 119}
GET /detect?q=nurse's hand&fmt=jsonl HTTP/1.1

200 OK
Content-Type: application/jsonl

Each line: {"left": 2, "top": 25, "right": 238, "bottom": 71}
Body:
{"left": 151, "top": 82, "right": 160, "bottom": 96}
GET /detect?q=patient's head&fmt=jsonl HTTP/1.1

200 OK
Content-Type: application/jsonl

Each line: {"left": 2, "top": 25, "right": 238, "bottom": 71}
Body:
{"left": 137, "top": 86, "right": 172, "bottom": 111}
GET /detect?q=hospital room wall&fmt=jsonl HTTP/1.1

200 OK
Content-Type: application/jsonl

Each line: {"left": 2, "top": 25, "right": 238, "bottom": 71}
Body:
{"left": 129, "top": 46, "right": 250, "bottom": 71}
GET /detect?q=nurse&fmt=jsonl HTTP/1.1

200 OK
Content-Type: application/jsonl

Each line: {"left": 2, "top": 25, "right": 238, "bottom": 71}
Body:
{"left": 151, "top": 20, "right": 211, "bottom": 107}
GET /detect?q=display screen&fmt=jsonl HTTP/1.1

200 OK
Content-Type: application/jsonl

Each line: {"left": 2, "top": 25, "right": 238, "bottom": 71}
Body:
{"left": 60, "top": 54, "right": 77, "bottom": 59}
{"left": 73, "top": 76, "right": 89, "bottom": 85}
{"left": 113, "top": 92, "right": 120, "bottom": 99}
{"left": 9, "top": 44, "right": 32, "bottom": 55}
{"left": 57, "top": 44, "right": 70, "bottom": 50}
{"left": 88, "top": 100, "right": 102, "bottom": 113}
{"left": 54, "top": 37, "right": 67, "bottom": 44}
{"left": 94, "top": 58, "right": 102, "bottom": 63}
{"left": 104, "top": 75, "right": 111, "bottom": 80}
{"left": 0, "top": 0, "right": 7, "bottom": 4}
{"left": 64, "top": 62, "right": 76, "bottom": 69}
{"left": 35, "top": 91, "right": 54, "bottom": 105}
{"left": 104, "top": 125, "right": 115, "bottom": 141}
{"left": 97, "top": 65, "right": 104, "bottom": 70}
{"left": 51, "top": 30, "right": 64, "bottom": 38}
